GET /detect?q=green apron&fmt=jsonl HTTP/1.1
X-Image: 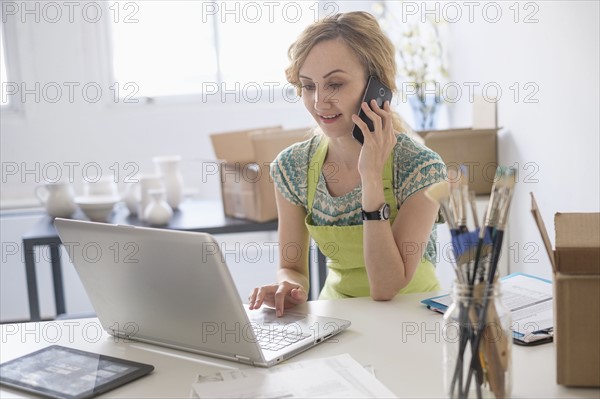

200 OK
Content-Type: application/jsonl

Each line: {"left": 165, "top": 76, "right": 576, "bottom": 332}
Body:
{"left": 305, "top": 137, "right": 440, "bottom": 299}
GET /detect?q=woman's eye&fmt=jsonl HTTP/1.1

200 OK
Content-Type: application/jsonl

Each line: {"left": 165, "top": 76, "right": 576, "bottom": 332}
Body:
{"left": 328, "top": 83, "right": 342, "bottom": 89}
{"left": 301, "top": 84, "right": 316, "bottom": 91}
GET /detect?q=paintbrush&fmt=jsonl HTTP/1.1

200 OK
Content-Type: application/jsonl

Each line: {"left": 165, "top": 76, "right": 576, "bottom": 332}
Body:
{"left": 427, "top": 178, "right": 481, "bottom": 397}
{"left": 469, "top": 191, "right": 479, "bottom": 229}
{"left": 489, "top": 167, "right": 516, "bottom": 272}
{"left": 445, "top": 167, "right": 512, "bottom": 397}
{"left": 425, "top": 180, "right": 455, "bottom": 231}
{"left": 469, "top": 166, "right": 507, "bottom": 286}
{"left": 464, "top": 167, "right": 517, "bottom": 396}
{"left": 425, "top": 181, "right": 466, "bottom": 282}
{"left": 425, "top": 180, "right": 482, "bottom": 284}
{"left": 451, "top": 167, "right": 481, "bottom": 283}
{"left": 458, "top": 165, "right": 471, "bottom": 231}
{"left": 466, "top": 190, "right": 480, "bottom": 283}
{"left": 447, "top": 168, "right": 466, "bottom": 232}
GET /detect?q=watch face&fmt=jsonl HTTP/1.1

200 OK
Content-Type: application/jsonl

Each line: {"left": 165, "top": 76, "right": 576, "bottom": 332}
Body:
{"left": 362, "top": 203, "right": 391, "bottom": 221}
{"left": 382, "top": 204, "right": 391, "bottom": 220}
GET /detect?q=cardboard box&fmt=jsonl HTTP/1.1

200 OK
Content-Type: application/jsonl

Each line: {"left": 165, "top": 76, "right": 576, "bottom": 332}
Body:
{"left": 531, "top": 193, "right": 600, "bottom": 387}
{"left": 417, "top": 128, "right": 498, "bottom": 195}
{"left": 472, "top": 94, "right": 498, "bottom": 129}
{"left": 211, "top": 127, "right": 311, "bottom": 222}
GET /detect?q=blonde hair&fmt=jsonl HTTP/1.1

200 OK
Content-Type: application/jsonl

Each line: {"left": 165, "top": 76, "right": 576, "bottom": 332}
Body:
{"left": 285, "top": 11, "right": 412, "bottom": 134}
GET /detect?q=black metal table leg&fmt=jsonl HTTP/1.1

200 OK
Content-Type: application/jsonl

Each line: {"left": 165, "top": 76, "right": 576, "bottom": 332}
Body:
{"left": 23, "top": 240, "right": 41, "bottom": 322}
{"left": 50, "top": 243, "right": 66, "bottom": 316}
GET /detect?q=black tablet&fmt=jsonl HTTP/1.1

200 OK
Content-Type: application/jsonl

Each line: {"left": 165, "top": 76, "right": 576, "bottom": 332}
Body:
{"left": 0, "top": 345, "right": 154, "bottom": 399}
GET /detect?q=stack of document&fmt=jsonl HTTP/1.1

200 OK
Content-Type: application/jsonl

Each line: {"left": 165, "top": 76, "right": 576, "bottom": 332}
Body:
{"left": 422, "top": 273, "right": 553, "bottom": 344}
{"left": 189, "top": 354, "right": 395, "bottom": 398}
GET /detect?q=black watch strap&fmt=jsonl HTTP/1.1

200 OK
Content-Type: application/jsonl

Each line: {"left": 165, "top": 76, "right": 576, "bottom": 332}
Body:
{"left": 361, "top": 203, "right": 390, "bottom": 221}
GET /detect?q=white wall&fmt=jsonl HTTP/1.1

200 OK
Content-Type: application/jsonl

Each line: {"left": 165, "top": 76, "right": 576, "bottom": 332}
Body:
{"left": 1, "top": 1, "right": 598, "bottom": 320}
{"left": 445, "top": 1, "right": 600, "bottom": 280}
{"left": 0, "top": 5, "right": 314, "bottom": 204}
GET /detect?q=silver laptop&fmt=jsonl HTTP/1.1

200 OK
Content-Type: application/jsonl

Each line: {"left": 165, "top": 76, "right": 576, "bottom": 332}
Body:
{"left": 54, "top": 218, "right": 350, "bottom": 367}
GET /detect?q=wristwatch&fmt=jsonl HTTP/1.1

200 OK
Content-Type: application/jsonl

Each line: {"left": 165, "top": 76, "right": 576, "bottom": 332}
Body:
{"left": 361, "top": 203, "right": 391, "bottom": 221}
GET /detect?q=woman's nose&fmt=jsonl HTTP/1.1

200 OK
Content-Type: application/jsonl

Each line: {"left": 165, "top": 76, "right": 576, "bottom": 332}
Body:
{"left": 314, "top": 86, "right": 333, "bottom": 111}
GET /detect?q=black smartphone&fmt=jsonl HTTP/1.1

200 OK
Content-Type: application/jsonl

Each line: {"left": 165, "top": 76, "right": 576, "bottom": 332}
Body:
{"left": 351, "top": 76, "right": 393, "bottom": 145}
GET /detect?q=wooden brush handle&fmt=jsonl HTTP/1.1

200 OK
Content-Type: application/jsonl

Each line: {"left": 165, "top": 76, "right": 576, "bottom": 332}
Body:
{"left": 470, "top": 282, "right": 510, "bottom": 398}
{"left": 482, "top": 302, "right": 508, "bottom": 398}
{"left": 485, "top": 299, "right": 510, "bottom": 371}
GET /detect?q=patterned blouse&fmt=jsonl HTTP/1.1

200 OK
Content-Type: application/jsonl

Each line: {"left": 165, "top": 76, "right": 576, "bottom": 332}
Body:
{"left": 270, "top": 133, "right": 446, "bottom": 265}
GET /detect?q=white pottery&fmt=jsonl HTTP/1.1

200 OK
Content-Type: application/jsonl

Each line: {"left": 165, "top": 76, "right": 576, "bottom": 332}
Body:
{"left": 122, "top": 181, "right": 141, "bottom": 216}
{"left": 75, "top": 195, "right": 119, "bottom": 222}
{"left": 138, "top": 174, "right": 164, "bottom": 221}
{"left": 34, "top": 182, "right": 77, "bottom": 218}
{"left": 84, "top": 176, "right": 118, "bottom": 197}
{"left": 153, "top": 155, "right": 184, "bottom": 210}
{"left": 144, "top": 189, "right": 173, "bottom": 226}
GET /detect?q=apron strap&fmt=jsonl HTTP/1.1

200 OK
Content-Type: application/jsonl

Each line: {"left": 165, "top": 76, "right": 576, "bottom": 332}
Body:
{"left": 306, "top": 136, "right": 398, "bottom": 218}
{"left": 307, "top": 137, "right": 329, "bottom": 214}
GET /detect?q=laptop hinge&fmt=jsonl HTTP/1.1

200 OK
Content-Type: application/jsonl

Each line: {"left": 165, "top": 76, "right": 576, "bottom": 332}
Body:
{"left": 234, "top": 355, "right": 252, "bottom": 364}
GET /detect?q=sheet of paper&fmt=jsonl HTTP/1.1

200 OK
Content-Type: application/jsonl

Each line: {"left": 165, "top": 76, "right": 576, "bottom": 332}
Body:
{"left": 190, "top": 354, "right": 395, "bottom": 398}
{"left": 501, "top": 275, "right": 553, "bottom": 338}
{"left": 427, "top": 274, "right": 553, "bottom": 342}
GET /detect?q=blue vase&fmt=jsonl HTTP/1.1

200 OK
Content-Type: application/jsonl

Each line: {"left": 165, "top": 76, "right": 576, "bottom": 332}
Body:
{"left": 409, "top": 94, "right": 441, "bottom": 131}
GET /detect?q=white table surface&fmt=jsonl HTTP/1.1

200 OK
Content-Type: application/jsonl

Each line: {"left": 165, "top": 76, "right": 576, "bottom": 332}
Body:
{"left": 1, "top": 293, "right": 598, "bottom": 398}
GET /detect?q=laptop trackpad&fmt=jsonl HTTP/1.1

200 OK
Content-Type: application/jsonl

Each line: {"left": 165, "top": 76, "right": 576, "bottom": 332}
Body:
{"left": 247, "top": 307, "right": 306, "bottom": 326}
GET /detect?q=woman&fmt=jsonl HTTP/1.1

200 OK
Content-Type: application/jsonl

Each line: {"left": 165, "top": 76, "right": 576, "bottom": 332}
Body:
{"left": 249, "top": 11, "right": 445, "bottom": 316}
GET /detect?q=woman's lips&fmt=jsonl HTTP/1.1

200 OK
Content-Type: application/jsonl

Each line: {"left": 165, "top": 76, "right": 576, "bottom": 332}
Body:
{"left": 319, "top": 114, "right": 342, "bottom": 124}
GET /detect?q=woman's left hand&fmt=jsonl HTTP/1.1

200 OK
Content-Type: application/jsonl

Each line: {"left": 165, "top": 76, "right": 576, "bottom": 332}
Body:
{"left": 352, "top": 99, "right": 396, "bottom": 181}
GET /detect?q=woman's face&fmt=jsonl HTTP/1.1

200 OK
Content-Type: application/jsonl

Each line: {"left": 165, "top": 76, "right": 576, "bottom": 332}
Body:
{"left": 298, "top": 38, "right": 367, "bottom": 139}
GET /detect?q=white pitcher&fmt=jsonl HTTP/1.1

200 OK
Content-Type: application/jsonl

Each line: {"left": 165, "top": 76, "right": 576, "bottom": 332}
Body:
{"left": 34, "top": 182, "right": 77, "bottom": 218}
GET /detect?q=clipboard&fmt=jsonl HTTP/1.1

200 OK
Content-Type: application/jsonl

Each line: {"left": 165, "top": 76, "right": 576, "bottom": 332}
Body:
{"left": 422, "top": 273, "right": 554, "bottom": 346}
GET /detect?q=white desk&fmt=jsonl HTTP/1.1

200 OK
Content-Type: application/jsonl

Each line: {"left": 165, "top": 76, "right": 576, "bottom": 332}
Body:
{"left": 1, "top": 293, "right": 597, "bottom": 398}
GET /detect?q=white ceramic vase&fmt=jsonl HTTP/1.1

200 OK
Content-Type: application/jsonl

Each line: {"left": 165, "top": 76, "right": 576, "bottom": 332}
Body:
{"left": 138, "top": 174, "right": 164, "bottom": 221}
{"left": 122, "top": 181, "right": 141, "bottom": 216}
{"left": 144, "top": 189, "right": 173, "bottom": 226}
{"left": 153, "top": 155, "right": 184, "bottom": 210}
{"left": 34, "top": 182, "right": 77, "bottom": 218}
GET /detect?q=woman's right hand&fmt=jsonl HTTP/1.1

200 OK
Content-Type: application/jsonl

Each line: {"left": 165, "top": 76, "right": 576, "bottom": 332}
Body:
{"left": 248, "top": 281, "right": 308, "bottom": 317}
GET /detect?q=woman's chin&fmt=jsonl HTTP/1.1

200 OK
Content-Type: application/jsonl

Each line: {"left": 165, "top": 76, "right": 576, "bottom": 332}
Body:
{"left": 318, "top": 123, "right": 353, "bottom": 139}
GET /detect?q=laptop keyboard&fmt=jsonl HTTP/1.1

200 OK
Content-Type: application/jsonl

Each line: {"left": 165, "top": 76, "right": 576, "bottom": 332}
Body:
{"left": 253, "top": 327, "right": 311, "bottom": 351}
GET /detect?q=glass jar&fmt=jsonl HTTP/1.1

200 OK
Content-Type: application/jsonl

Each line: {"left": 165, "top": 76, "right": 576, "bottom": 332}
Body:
{"left": 442, "top": 282, "right": 512, "bottom": 398}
